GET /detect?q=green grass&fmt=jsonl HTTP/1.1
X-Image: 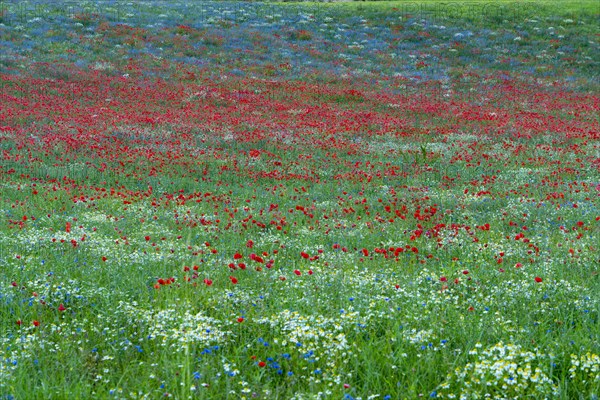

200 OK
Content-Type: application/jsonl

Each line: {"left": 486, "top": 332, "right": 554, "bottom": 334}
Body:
{"left": 0, "top": 0, "right": 598, "bottom": 399}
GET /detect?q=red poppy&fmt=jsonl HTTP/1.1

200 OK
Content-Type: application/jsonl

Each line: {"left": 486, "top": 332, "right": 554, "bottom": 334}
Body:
{"left": 204, "top": 279, "right": 213, "bottom": 286}
{"left": 535, "top": 276, "right": 543, "bottom": 283}
{"left": 258, "top": 361, "right": 266, "bottom": 368}
{"left": 294, "top": 269, "right": 301, "bottom": 276}
{"left": 229, "top": 276, "right": 238, "bottom": 284}
{"left": 58, "top": 304, "right": 66, "bottom": 312}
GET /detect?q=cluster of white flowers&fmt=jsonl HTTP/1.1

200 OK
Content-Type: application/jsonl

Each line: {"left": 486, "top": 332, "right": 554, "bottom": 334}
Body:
{"left": 569, "top": 353, "right": 600, "bottom": 385}
{"left": 437, "top": 342, "right": 559, "bottom": 398}
{"left": 117, "top": 301, "right": 231, "bottom": 350}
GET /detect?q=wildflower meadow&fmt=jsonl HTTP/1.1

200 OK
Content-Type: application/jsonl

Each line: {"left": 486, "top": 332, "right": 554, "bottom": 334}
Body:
{"left": 0, "top": 1, "right": 598, "bottom": 399}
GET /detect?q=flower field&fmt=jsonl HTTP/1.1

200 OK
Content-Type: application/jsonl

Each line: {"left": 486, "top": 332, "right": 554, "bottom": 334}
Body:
{"left": 0, "top": 1, "right": 598, "bottom": 398}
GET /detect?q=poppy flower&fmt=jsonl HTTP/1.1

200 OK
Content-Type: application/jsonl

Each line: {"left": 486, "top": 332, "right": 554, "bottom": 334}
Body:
{"left": 229, "top": 276, "right": 238, "bottom": 284}
{"left": 535, "top": 276, "right": 543, "bottom": 283}
{"left": 58, "top": 304, "right": 66, "bottom": 312}
{"left": 294, "top": 269, "right": 301, "bottom": 276}
{"left": 204, "top": 279, "right": 213, "bottom": 286}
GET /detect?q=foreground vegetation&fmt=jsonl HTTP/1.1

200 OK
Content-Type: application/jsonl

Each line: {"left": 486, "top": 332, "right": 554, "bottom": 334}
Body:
{"left": 0, "top": 1, "right": 598, "bottom": 399}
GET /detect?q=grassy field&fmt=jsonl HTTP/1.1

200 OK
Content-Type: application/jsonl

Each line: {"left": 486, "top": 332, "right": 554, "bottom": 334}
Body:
{"left": 0, "top": 1, "right": 598, "bottom": 399}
